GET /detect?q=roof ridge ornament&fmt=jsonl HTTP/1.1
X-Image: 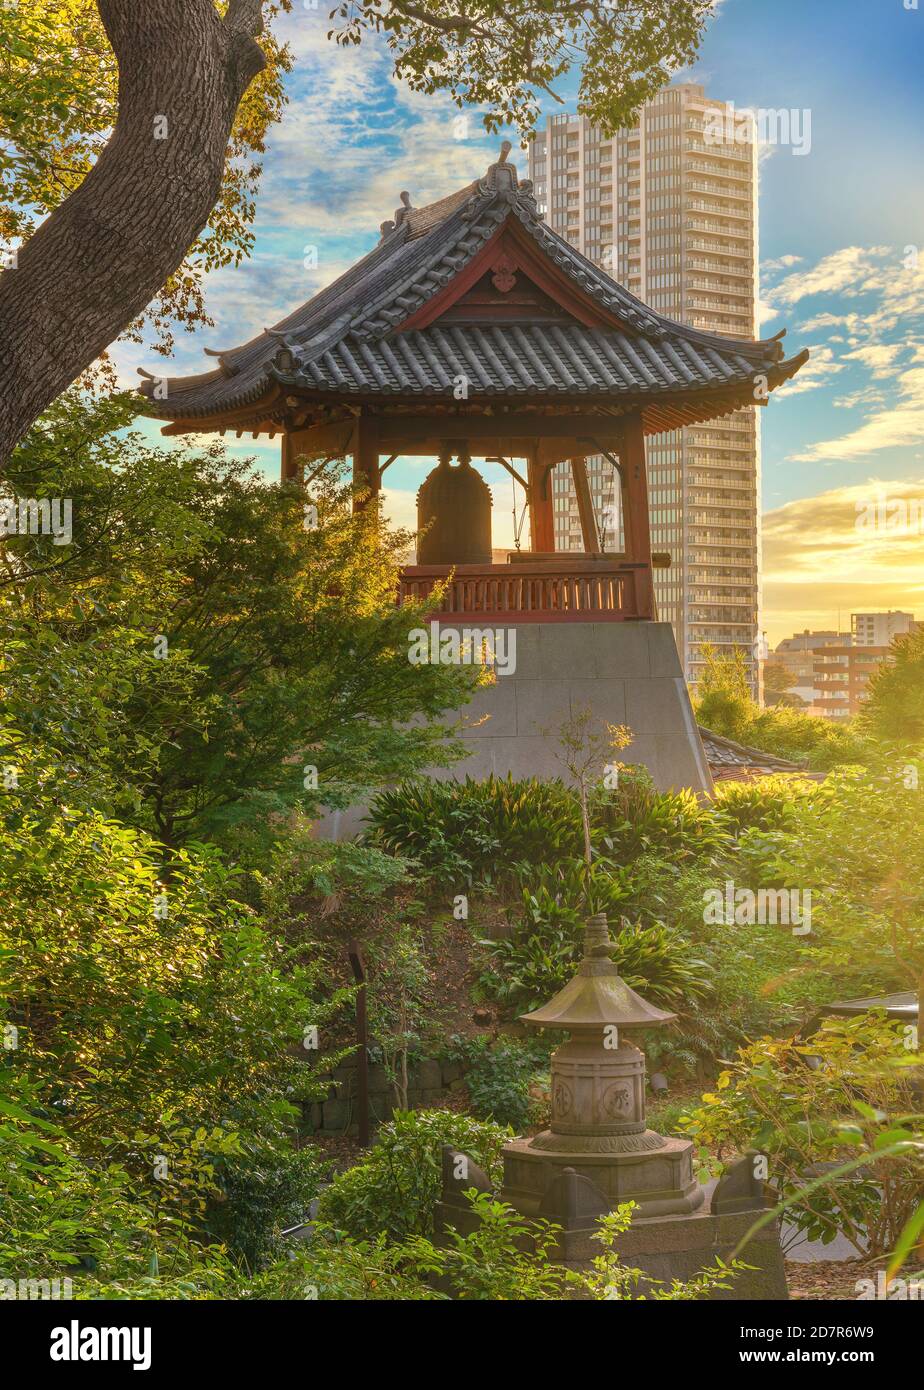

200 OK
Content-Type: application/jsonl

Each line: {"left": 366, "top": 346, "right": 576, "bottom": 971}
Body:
{"left": 393, "top": 190, "right": 414, "bottom": 227}
{"left": 461, "top": 140, "right": 537, "bottom": 224}
{"left": 480, "top": 140, "right": 520, "bottom": 196}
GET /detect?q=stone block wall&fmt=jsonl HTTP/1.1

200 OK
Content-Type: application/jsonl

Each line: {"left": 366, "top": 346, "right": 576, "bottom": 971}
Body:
{"left": 436, "top": 621, "right": 712, "bottom": 794}
{"left": 304, "top": 1054, "right": 467, "bottom": 1136}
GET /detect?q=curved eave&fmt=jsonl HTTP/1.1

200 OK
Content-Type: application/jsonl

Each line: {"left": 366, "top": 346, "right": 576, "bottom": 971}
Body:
{"left": 153, "top": 353, "right": 806, "bottom": 440}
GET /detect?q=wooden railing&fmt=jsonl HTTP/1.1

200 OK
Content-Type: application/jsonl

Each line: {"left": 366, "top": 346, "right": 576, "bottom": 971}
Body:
{"left": 397, "top": 558, "right": 654, "bottom": 622}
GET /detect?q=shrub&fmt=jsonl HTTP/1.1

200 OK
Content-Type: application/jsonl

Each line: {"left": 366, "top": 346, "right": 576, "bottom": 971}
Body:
{"left": 204, "top": 1145, "right": 332, "bottom": 1272}
{"left": 0, "top": 1073, "right": 237, "bottom": 1300}
{"left": 592, "top": 767, "right": 729, "bottom": 866}
{"left": 0, "top": 743, "right": 350, "bottom": 1229}
{"left": 682, "top": 1014, "right": 924, "bottom": 1256}
{"left": 316, "top": 1108, "right": 510, "bottom": 1241}
{"left": 711, "top": 774, "right": 820, "bottom": 835}
{"left": 478, "top": 910, "right": 710, "bottom": 1015}
{"left": 365, "top": 776, "right": 583, "bottom": 886}
{"left": 736, "top": 762, "right": 924, "bottom": 1007}
{"left": 444, "top": 1035, "right": 551, "bottom": 1131}
{"left": 253, "top": 1193, "right": 743, "bottom": 1301}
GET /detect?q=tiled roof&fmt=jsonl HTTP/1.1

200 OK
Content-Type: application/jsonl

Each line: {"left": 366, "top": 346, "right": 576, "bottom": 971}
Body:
{"left": 697, "top": 725, "right": 824, "bottom": 782}
{"left": 139, "top": 146, "right": 807, "bottom": 424}
{"left": 275, "top": 321, "right": 779, "bottom": 398}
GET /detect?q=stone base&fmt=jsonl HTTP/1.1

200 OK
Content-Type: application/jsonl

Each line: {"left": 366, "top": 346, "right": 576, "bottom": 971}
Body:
{"left": 314, "top": 620, "right": 711, "bottom": 839}
{"left": 556, "top": 1208, "right": 788, "bottom": 1300}
{"left": 434, "top": 1199, "right": 788, "bottom": 1301}
{"left": 503, "top": 1134, "right": 705, "bottom": 1219}
{"left": 432, "top": 620, "right": 712, "bottom": 794}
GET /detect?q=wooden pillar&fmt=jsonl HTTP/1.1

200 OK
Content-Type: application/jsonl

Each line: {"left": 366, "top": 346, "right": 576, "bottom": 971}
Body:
{"left": 619, "top": 411, "right": 654, "bottom": 619}
{"left": 281, "top": 431, "right": 306, "bottom": 482}
{"left": 352, "top": 413, "right": 380, "bottom": 513}
{"left": 527, "top": 448, "right": 555, "bottom": 552}
{"left": 570, "top": 455, "right": 600, "bottom": 554}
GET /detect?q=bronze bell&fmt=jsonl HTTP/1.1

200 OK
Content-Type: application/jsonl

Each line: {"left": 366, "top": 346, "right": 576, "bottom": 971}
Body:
{"left": 416, "top": 448, "right": 493, "bottom": 565}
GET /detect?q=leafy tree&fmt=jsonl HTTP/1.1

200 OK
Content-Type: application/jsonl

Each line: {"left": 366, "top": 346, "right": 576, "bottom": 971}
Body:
{"left": 0, "top": 0, "right": 292, "bottom": 373}
{"left": 0, "top": 393, "right": 474, "bottom": 849}
{"left": 860, "top": 627, "right": 924, "bottom": 746}
{"left": 695, "top": 645, "right": 870, "bottom": 772}
{"left": 338, "top": 0, "right": 713, "bottom": 135}
{"left": 0, "top": 0, "right": 715, "bottom": 464}
{"left": 0, "top": 1073, "right": 239, "bottom": 1298}
{"left": 739, "top": 762, "right": 924, "bottom": 1016}
{"left": 763, "top": 660, "right": 802, "bottom": 707}
{"left": 0, "top": 738, "right": 351, "bottom": 1233}
{"left": 694, "top": 642, "right": 754, "bottom": 741}
{"left": 682, "top": 1016, "right": 924, "bottom": 1259}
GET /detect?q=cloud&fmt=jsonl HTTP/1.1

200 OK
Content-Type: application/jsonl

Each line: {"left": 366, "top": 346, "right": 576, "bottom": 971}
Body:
{"left": 765, "top": 246, "right": 890, "bottom": 308}
{"left": 792, "top": 363, "right": 924, "bottom": 461}
{"left": 762, "top": 253, "right": 803, "bottom": 274}
{"left": 842, "top": 342, "right": 904, "bottom": 376}
{"left": 762, "top": 480, "right": 924, "bottom": 641}
{"left": 775, "top": 345, "right": 845, "bottom": 396}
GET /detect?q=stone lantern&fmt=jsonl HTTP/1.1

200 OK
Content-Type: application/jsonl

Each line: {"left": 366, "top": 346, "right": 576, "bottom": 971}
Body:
{"left": 437, "top": 911, "right": 789, "bottom": 1298}
{"left": 502, "top": 912, "right": 705, "bottom": 1223}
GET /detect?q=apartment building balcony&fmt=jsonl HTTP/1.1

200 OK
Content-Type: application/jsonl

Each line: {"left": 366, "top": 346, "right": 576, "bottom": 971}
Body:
{"left": 688, "top": 295, "right": 751, "bottom": 317}
{"left": 688, "top": 179, "right": 751, "bottom": 202}
{"left": 688, "top": 256, "right": 754, "bottom": 275}
{"left": 689, "top": 277, "right": 753, "bottom": 297}
{"left": 689, "top": 316, "right": 751, "bottom": 335}
{"left": 689, "top": 200, "right": 752, "bottom": 220}
{"left": 685, "top": 138, "right": 751, "bottom": 161}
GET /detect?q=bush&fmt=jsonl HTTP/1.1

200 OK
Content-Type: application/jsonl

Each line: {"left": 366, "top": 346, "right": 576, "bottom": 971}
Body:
{"left": 204, "top": 1145, "right": 332, "bottom": 1272}
{"left": 252, "top": 1192, "right": 742, "bottom": 1301}
{"left": 0, "top": 1073, "right": 237, "bottom": 1300}
{"left": 592, "top": 767, "right": 729, "bottom": 866}
{"left": 711, "top": 774, "right": 820, "bottom": 835}
{"left": 366, "top": 776, "right": 584, "bottom": 887}
{"left": 0, "top": 743, "right": 350, "bottom": 1230}
{"left": 478, "top": 909, "right": 710, "bottom": 1015}
{"left": 682, "top": 1014, "right": 924, "bottom": 1256}
{"left": 444, "top": 1035, "right": 551, "bottom": 1131}
{"left": 317, "top": 1109, "right": 510, "bottom": 1241}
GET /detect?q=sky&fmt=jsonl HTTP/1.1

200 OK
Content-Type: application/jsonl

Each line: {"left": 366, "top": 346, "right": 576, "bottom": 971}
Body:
{"left": 118, "top": 0, "right": 924, "bottom": 645}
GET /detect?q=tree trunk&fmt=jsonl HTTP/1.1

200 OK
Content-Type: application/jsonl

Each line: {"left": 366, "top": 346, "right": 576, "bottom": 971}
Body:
{"left": 0, "top": 0, "right": 267, "bottom": 467}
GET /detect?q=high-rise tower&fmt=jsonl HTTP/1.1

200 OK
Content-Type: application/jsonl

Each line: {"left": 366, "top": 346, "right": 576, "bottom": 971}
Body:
{"left": 528, "top": 84, "right": 761, "bottom": 692}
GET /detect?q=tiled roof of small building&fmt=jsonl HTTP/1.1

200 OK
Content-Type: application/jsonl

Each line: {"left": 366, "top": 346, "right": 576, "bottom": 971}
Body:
{"left": 697, "top": 725, "right": 821, "bottom": 781}
{"left": 139, "top": 145, "right": 807, "bottom": 426}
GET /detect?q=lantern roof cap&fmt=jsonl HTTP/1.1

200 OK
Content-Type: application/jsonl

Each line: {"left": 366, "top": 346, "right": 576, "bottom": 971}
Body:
{"left": 520, "top": 913, "right": 677, "bottom": 1034}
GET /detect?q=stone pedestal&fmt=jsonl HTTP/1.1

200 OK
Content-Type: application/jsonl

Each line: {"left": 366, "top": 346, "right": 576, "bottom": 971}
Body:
{"left": 434, "top": 1190, "right": 788, "bottom": 1301}
{"left": 504, "top": 1035, "right": 705, "bottom": 1219}
{"left": 312, "top": 619, "right": 712, "bottom": 840}
{"left": 434, "top": 620, "right": 712, "bottom": 795}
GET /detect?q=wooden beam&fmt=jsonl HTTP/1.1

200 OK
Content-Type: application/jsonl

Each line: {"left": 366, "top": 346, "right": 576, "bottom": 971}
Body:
{"left": 619, "top": 411, "right": 654, "bottom": 619}
{"left": 570, "top": 455, "right": 601, "bottom": 554}
{"left": 377, "top": 415, "right": 624, "bottom": 445}
{"left": 486, "top": 455, "right": 530, "bottom": 491}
